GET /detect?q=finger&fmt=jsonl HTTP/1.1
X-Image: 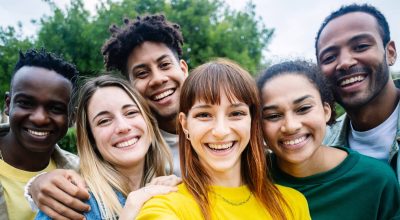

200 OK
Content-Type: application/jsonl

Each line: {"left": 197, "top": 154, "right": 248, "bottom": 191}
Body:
{"left": 65, "top": 169, "right": 88, "bottom": 190}
{"left": 40, "top": 180, "right": 90, "bottom": 212}
{"left": 53, "top": 177, "right": 90, "bottom": 201}
{"left": 38, "top": 197, "right": 85, "bottom": 220}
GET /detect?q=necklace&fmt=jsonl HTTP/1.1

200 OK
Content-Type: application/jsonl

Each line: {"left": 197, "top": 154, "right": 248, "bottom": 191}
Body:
{"left": 213, "top": 191, "right": 252, "bottom": 206}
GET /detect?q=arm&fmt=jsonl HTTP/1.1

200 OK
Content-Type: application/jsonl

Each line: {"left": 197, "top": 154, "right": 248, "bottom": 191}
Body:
{"left": 29, "top": 169, "right": 90, "bottom": 220}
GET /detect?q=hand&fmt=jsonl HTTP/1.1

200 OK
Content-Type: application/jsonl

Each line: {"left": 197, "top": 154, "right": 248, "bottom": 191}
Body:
{"left": 147, "top": 175, "right": 182, "bottom": 187}
{"left": 30, "top": 169, "right": 90, "bottom": 220}
{"left": 119, "top": 184, "right": 178, "bottom": 220}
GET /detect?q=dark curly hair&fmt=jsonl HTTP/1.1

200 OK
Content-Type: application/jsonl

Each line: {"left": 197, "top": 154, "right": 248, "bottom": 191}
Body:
{"left": 315, "top": 4, "right": 390, "bottom": 60}
{"left": 13, "top": 48, "right": 79, "bottom": 89}
{"left": 257, "top": 60, "right": 336, "bottom": 125}
{"left": 101, "top": 14, "right": 184, "bottom": 76}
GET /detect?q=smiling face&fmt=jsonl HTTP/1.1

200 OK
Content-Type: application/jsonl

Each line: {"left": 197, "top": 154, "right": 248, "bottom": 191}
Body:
{"left": 87, "top": 86, "right": 151, "bottom": 170}
{"left": 126, "top": 42, "right": 188, "bottom": 130}
{"left": 179, "top": 91, "right": 251, "bottom": 180}
{"left": 261, "top": 74, "right": 331, "bottom": 167}
{"left": 6, "top": 66, "right": 71, "bottom": 153}
{"left": 317, "top": 12, "right": 396, "bottom": 109}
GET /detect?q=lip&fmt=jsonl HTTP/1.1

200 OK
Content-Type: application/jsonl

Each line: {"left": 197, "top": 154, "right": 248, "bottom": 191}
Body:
{"left": 112, "top": 135, "right": 140, "bottom": 147}
{"left": 279, "top": 134, "right": 309, "bottom": 151}
{"left": 150, "top": 88, "right": 176, "bottom": 102}
{"left": 204, "top": 141, "right": 236, "bottom": 157}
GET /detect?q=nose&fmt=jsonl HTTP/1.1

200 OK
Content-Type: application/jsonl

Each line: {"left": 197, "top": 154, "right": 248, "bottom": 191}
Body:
{"left": 29, "top": 107, "right": 50, "bottom": 126}
{"left": 149, "top": 68, "right": 168, "bottom": 87}
{"left": 115, "top": 116, "right": 131, "bottom": 134}
{"left": 280, "top": 113, "right": 301, "bottom": 134}
{"left": 212, "top": 116, "right": 230, "bottom": 139}
{"left": 336, "top": 49, "right": 357, "bottom": 72}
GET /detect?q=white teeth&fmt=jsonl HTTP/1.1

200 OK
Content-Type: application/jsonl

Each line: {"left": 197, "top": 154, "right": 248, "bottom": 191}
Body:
{"left": 340, "top": 75, "right": 365, "bottom": 86}
{"left": 282, "top": 136, "right": 306, "bottom": 146}
{"left": 28, "top": 129, "right": 49, "bottom": 137}
{"left": 115, "top": 138, "right": 139, "bottom": 148}
{"left": 153, "top": 89, "right": 174, "bottom": 101}
{"left": 208, "top": 142, "right": 233, "bottom": 150}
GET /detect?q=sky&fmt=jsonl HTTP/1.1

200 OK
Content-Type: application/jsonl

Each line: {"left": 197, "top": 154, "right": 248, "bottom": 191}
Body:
{"left": 0, "top": 0, "right": 399, "bottom": 71}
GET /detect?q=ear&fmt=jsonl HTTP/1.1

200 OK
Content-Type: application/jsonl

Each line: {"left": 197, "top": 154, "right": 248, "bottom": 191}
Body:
{"left": 323, "top": 102, "right": 332, "bottom": 124}
{"left": 386, "top": 40, "right": 397, "bottom": 66}
{"left": 4, "top": 91, "right": 10, "bottom": 116}
{"left": 179, "top": 59, "right": 189, "bottom": 78}
{"left": 178, "top": 112, "right": 189, "bottom": 134}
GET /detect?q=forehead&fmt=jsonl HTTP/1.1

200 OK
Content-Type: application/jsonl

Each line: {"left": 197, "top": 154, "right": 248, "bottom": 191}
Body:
{"left": 127, "top": 41, "right": 176, "bottom": 67}
{"left": 262, "top": 74, "right": 320, "bottom": 102}
{"left": 12, "top": 66, "right": 72, "bottom": 101}
{"left": 88, "top": 86, "right": 136, "bottom": 113}
{"left": 318, "top": 12, "right": 382, "bottom": 50}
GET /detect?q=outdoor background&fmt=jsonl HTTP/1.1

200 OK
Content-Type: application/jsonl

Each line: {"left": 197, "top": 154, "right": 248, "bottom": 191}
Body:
{"left": 0, "top": 0, "right": 399, "bottom": 152}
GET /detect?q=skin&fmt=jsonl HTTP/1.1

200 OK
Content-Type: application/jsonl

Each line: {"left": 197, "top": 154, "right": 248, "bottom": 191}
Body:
{"left": 0, "top": 66, "right": 72, "bottom": 171}
{"left": 317, "top": 12, "right": 398, "bottom": 131}
{"left": 126, "top": 41, "right": 188, "bottom": 134}
{"left": 179, "top": 92, "right": 251, "bottom": 187}
{"left": 261, "top": 74, "right": 346, "bottom": 177}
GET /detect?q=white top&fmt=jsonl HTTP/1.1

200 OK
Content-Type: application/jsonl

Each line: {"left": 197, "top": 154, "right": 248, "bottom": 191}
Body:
{"left": 160, "top": 129, "right": 181, "bottom": 176}
{"left": 348, "top": 103, "right": 399, "bottom": 162}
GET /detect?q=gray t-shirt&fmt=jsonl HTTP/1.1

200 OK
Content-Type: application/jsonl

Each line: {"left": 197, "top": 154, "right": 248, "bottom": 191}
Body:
{"left": 160, "top": 129, "right": 180, "bottom": 176}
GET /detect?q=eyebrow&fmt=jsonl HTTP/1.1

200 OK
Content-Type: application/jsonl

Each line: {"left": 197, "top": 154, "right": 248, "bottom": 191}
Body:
{"left": 263, "top": 95, "right": 313, "bottom": 111}
{"left": 130, "top": 54, "right": 172, "bottom": 72}
{"left": 191, "top": 102, "right": 247, "bottom": 110}
{"left": 318, "top": 33, "right": 375, "bottom": 59}
{"left": 91, "top": 104, "right": 137, "bottom": 122}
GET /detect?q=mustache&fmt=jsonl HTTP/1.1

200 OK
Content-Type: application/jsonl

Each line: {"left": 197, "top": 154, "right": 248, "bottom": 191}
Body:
{"left": 336, "top": 65, "right": 371, "bottom": 78}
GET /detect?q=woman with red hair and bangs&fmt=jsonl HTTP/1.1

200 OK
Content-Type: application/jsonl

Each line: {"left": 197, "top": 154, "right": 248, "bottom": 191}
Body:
{"left": 137, "top": 59, "right": 311, "bottom": 220}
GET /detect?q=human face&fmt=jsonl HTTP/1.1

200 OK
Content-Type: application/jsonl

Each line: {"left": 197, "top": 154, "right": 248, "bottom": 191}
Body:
{"left": 317, "top": 12, "right": 396, "bottom": 109}
{"left": 126, "top": 42, "right": 188, "bottom": 125}
{"left": 5, "top": 66, "right": 71, "bottom": 153}
{"left": 87, "top": 87, "right": 151, "bottom": 170}
{"left": 261, "top": 74, "right": 331, "bottom": 166}
{"left": 179, "top": 92, "right": 251, "bottom": 181}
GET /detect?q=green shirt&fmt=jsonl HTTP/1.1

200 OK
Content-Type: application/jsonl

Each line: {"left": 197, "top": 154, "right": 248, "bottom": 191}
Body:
{"left": 272, "top": 147, "right": 400, "bottom": 220}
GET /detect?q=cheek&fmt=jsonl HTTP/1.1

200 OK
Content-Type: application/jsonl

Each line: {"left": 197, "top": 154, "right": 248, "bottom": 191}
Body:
{"left": 132, "top": 81, "right": 147, "bottom": 95}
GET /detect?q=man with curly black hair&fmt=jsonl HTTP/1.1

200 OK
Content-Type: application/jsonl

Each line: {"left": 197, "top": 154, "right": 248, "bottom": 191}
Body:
{"left": 0, "top": 49, "right": 80, "bottom": 219}
{"left": 102, "top": 14, "right": 188, "bottom": 175}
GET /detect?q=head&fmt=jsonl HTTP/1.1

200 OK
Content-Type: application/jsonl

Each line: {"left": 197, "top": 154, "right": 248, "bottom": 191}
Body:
{"left": 102, "top": 14, "right": 188, "bottom": 130}
{"left": 315, "top": 4, "right": 397, "bottom": 109}
{"left": 5, "top": 48, "right": 78, "bottom": 153}
{"left": 257, "top": 60, "right": 334, "bottom": 168}
{"left": 75, "top": 74, "right": 172, "bottom": 219}
{"left": 179, "top": 58, "right": 288, "bottom": 220}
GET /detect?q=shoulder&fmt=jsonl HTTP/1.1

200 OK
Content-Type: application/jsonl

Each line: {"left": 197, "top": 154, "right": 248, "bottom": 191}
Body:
{"left": 0, "top": 123, "right": 9, "bottom": 137}
{"left": 275, "top": 184, "right": 307, "bottom": 204}
{"left": 275, "top": 185, "right": 311, "bottom": 219}
{"left": 52, "top": 145, "right": 79, "bottom": 171}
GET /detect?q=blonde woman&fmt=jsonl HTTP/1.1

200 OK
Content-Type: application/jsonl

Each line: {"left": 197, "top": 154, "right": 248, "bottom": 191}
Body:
{"left": 36, "top": 75, "right": 179, "bottom": 219}
{"left": 137, "top": 59, "right": 311, "bottom": 219}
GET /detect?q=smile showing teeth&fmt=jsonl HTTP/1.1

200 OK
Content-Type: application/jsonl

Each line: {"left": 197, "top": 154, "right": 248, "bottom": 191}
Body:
{"left": 28, "top": 129, "right": 49, "bottom": 137}
{"left": 115, "top": 138, "right": 139, "bottom": 148}
{"left": 282, "top": 136, "right": 306, "bottom": 146}
{"left": 207, "top": 142, "right": 234, "bottom": 151}
{"left": 153, "top": 89, "right": 174, "bottom": 101}
{"left": 340, "top": 75, "right": 365, "bottom": 87}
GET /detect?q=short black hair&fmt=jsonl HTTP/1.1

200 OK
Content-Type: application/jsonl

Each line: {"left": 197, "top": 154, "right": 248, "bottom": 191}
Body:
{"left": 101, "top": 14, "right": 184, "bottom": 76}
{"left": 315, "top": 4, "right": 390, "bottom": 58}
{"left": 13, "top": 48, "right": 79, "bottom": 89}
{"left": 257, "top": 60, "right": 336, "bottom": 125}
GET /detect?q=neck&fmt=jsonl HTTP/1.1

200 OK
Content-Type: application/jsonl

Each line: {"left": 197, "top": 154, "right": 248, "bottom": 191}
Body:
{"left": 158, "top": 117, "right": 178, "bottom": 134}
{"left": 0, "top": 133, "right": 53, "bottom": 171}
{"left": 278, "top": 146, "right": 347, "bottom": 178}
{"left": 117, "top": 160, "right": 145, "bottom": 191}
{"left": 208, "top": 163, "right": 242, "bottom": 187}
{"left": 347, "top": 82, "right": 399, "bottom": 131}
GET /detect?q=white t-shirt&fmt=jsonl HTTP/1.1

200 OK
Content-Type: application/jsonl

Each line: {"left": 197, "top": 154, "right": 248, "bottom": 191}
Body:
{"left": 160, "top": 129, "right": 181, "bottom": 176}
{"left": 348, "top": 104, "right": 399, "bottom": 162}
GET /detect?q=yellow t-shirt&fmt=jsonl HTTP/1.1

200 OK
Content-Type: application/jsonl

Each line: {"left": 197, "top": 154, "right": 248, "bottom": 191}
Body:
{"left": 0, "top": 159, "right": 56, "bottom": 220}
{"left": 137, "top": 183, "right": 310, "bottom": 219}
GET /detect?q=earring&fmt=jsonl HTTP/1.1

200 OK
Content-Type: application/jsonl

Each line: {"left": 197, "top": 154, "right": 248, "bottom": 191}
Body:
{"left": 185, "top": 132, "right": 190, "bottom": 140}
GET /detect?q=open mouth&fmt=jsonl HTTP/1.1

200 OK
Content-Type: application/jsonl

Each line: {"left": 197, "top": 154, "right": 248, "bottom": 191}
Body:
{"left": 206, "top": 142, "right": 235, "bottom": 152}
{"left": 338, "top": 74, "right": 366, "bottom": 87}
{"left": 280, "top": 135, "right": 308, "bottom": 148}
{"left": 114, "top": 137, "right": 139, "bottom": 148}
{"left": 151, "top": 89, "right": 175, "bottom": 101}
{"left": 27, "top": 129, "right": 50, "bottom": 137}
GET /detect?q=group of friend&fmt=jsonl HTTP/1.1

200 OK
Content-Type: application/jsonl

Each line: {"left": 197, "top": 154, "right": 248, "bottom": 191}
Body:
{"left": 0, "top": 3, "right": 399, "bottom": 220}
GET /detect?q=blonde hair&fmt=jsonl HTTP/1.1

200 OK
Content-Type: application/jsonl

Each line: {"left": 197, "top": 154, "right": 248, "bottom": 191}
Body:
{"left": 179, "top": 59, "right": 291, "bottom": 220}
{"left": 75, "top": 74, "right": 172, "bottom": 219}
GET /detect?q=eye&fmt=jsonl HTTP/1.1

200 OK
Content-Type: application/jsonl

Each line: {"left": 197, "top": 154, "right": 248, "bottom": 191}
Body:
{"left": 97, "top": 118, "right": 111, "bottom": 126}
{"left": 297, "top": 105, "right": 312, "bottom": 114}
{"left": 263, "top": 113, "right": 282, "bottom": 121}
{"left": 354, "top": 44, "right": 370, "bottom": 52}
{"left": 49, "top": 105, "right": 67, "bottom": 114}
{"left": 125, "top": 109, "right": 140, "bottom": 118}
{"left": 194, "top": 112, "right": 211, "bottom": 119}
{"left": 160, "top": 62, "right": 171, "bottom": 69}
{"left": 230, "top": 110, "right": 247, "bottom": 118}
{"left": 16, "top": 99, "right": 34, "bottom": 108}
{"left": 321, "top": 54, "right": 336, "bottom": 65}
{"left": 133, "top": 70, "right": 149, "bottom": 79}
